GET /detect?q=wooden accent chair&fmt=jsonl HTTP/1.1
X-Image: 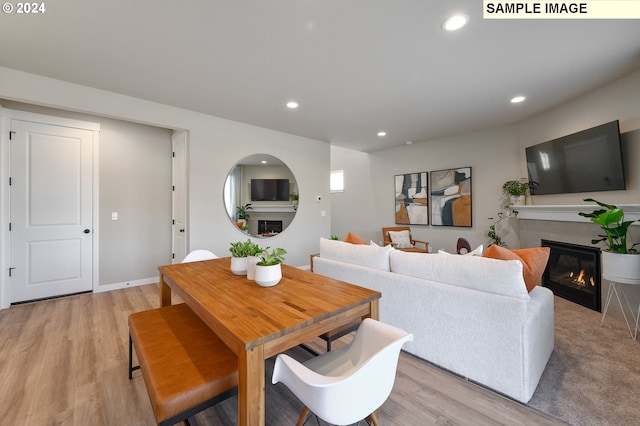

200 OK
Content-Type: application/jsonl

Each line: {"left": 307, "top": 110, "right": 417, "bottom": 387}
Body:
{"left": 381, "top": 226, "right": 429, "bottom": 253}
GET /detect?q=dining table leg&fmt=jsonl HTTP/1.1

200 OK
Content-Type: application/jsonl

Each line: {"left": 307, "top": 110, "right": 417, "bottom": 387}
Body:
{"left": 159, "top": 272, "right": 172, "bottom": 307}
{"left": 238, "top": 344, "right": 265, "bottom": 426}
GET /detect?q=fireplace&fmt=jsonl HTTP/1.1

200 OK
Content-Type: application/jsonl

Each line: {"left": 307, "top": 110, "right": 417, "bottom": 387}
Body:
{"left": 258, "top": 220, "right": 283, "bottom": 235}
{"left": 541, "top": 240, "right": 601, "bottom": 312}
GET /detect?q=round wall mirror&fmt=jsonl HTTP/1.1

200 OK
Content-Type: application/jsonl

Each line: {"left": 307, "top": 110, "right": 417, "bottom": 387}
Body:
{"left": 224, "top": 154, "right": 298, "bottom": 238}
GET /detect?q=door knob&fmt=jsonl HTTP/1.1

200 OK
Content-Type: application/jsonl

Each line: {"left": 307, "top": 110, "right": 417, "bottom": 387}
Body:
{"left": 84, "top": 229, "right": 91, "bottom": 234}
{"left": 179, "top": 229, "right": 185, "bottom": 233}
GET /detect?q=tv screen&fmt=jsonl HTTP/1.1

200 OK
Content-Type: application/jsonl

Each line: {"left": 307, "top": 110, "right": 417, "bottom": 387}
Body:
{"left": 526, "top": 121, "right": 625, "bottom": 195}
{"left": 250, "top": 179, "right": 289, "bottom": 201}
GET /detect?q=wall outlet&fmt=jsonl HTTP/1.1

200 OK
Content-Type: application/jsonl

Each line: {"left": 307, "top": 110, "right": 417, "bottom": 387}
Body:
{"left": 111, "top": 212, "right": 118, "bottom": 221}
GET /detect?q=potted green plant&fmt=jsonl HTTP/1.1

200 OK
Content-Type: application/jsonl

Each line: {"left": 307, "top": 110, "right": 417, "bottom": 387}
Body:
{"left": 254, "top": 247, "right": 287, "bottom": 287}
{"left": 487, "top": 207, "right": 518, "bottom": 247}
{"left": 229, "top": 239, "right": 260, "bottom": 275}
{"left": 246, "top": 243, "right": 265, "bottom": 280}
{"left": 502, "top": 178, "right": 536, "bottom": 205}
{"left": 578, "top": 198, "right": 640, "bottom": 283}
{"left": 289, "top": 192, "right": 299, "bottom": 211}
{"left": 236, "top": 203, "right": 253, "bottom": 221}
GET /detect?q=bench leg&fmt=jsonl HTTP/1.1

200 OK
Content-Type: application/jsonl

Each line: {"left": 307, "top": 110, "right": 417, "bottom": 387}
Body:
{"left": 129, "top": 335, "right": 140, "bottom": 380}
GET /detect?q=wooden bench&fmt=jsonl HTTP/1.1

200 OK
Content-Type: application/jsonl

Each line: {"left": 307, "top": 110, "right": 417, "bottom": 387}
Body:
{"left": 128, "top": 303, "right": 238, "bottom": 426}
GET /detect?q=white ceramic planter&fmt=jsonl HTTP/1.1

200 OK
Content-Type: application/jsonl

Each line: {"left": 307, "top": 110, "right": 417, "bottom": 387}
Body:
{"left": 246, "top": 256, "right": 260, "bottom": 280}
{"left": 602, "top": 251, "right": 640, "bottom": 284}
{"left": 230, "top": 256, "right": 248, "bottom": 275}
{"left": 254, "top": 264, "right": 282, "bottom": 287}
{"left": 510, "top": 195, "right": 525, "bottom": 206}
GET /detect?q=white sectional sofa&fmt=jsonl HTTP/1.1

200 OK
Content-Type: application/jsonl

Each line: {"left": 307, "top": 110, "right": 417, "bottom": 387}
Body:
{"left": 312, "top": 238, "right": 554, "bottom": 403}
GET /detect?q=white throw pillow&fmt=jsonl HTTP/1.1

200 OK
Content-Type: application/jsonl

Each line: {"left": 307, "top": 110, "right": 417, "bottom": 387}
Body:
{"left": 387, "top": 230, "right": 413, "bottom": 248}
{"left": 438, "top": 245, "right": 483, "bottom": 256}
{"left": 319, "top": 238, "right": 393, "bottom": 271}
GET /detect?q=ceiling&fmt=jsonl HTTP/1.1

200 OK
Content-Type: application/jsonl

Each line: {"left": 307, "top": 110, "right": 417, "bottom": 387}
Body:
{"left": 1, "top": 1, "right": 639, "bottom": 152}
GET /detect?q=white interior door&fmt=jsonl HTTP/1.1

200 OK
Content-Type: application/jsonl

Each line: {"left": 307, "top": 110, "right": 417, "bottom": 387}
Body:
{"left": 172, "top": 131, "right": 188, "bottom": 263}
{"left": 10, "top": 119, "right": 93, "bottom": 303}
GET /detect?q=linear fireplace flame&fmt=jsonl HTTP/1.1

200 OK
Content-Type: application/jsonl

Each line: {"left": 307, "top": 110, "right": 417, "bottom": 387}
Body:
{"left": 568, "top": 269, "right": 595, "bottom": 287}
{"left": 542, "top": 240, "right": 601, "bottom": 312}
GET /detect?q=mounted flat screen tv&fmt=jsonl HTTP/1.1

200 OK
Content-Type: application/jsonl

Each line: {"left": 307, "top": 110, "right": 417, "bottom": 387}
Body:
{"left": 250, "top": 179, "right": 289, "bottom": 201}
{"left": 526, "top": 120, "right": 625, "bottom": 195}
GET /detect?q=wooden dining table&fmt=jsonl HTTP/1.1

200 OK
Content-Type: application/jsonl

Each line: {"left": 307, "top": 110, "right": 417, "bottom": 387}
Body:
{"left": 158, "top": 257, "right": 381, "bottom": 426}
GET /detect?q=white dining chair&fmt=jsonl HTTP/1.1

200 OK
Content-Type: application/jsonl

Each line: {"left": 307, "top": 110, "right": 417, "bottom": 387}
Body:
{"left": 272, "top": 318, "right": 413, "bottom": 426}
{"left": 182, "top": 249, "right": 218, "bottom": 263}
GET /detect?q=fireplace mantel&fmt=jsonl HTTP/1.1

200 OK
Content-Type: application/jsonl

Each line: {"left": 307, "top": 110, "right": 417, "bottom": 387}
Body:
{"left": 515, "top": 204, "right": 640, "bottom": 223}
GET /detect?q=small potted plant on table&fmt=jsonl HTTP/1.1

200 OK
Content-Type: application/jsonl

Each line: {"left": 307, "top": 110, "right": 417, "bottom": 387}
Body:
{"left": 254, "top": 247, "right": 287, "bottom": 287}
{"left": 229, "top": 239, "right": 260, "bottom": 275}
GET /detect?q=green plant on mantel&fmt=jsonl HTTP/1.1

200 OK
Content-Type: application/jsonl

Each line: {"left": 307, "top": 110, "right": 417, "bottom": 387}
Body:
{"left": 578, "top": 198, "right": 639, "bottom": 254}
{"left": 502, "top": 178, "right": 538, "bottom": 197}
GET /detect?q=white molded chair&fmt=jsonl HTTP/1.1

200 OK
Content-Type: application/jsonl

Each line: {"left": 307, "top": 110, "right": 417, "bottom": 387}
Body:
{"left": 182, "top": 249, "right": 218, "bottom": 263}
{"left": 272, "top": 318, "right": 413, "bottom": 426}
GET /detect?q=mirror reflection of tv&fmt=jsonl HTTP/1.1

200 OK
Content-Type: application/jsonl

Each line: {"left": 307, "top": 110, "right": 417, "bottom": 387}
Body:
{"left": 526, "top": 120, "right": 625, "bottom": 195}
{"left": 250, "top": 179, "right": 290, "bottom": 201}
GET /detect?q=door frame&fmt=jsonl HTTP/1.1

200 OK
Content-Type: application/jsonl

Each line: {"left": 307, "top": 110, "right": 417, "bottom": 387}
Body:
{"left": 171, "top": 130, "right": 189, "bottom": 264}
{"left": 0, "top": 108, "right": 100, "bottom": 309}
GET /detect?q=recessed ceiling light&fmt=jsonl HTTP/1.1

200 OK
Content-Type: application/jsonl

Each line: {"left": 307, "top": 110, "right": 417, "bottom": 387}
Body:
{"left": 511, "top": 96, "right": 526, "bottom": 104}
{"left": 261, "top": 160, "right": 268, "bottom": 164}
{"left": 405, "top": 141, "right": 413, "bottom": 145}
{"left": 442, "top": 14, "right": 469, "bottom": 31}
{"left": 377, "top": 131, "right": 387, "bottom": 137}
{"left": 286, "top": 101, "right": 299, "bottom": 109}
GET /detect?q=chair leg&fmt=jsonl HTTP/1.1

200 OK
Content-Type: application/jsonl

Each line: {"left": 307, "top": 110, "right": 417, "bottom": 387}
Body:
{"left": 296, "top": 406, "right": 310, "bottom": 426}
{"left": 366, "top": 412, "right": 379, "bottom": 426}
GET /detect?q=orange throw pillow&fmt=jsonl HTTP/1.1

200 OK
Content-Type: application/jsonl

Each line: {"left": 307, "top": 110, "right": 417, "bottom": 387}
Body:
{"left": 344, "top": 232, "right": 367, "bottom": 245}
{"left": 483, "top": 245, "right": 550, "bottom": 292}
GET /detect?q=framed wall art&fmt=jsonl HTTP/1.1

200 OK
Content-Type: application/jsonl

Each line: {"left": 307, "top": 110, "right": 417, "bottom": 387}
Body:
{"left": 430, "top": 167, "right": 472, "bottom": 227}
{"left": 394, "top": 172, "right": 429, "bottom": 225}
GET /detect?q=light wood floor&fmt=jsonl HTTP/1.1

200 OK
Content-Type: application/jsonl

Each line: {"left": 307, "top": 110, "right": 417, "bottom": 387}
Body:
{"left": 0, "top": 284, "right": 566, "bottom": 426}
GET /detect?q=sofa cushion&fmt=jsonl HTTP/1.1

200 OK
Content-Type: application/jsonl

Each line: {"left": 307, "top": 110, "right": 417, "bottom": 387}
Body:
{"left": 343, "top": 232, "right": 367, "bottom": 245}
{"left": 483, "top": 245, "right": 550, "bottom": 292}
{"left": 319, "top": 237, "right": 393, "bottom": 271}
{"left": 390, "top": 250, "right": 529, "bottom": 298}
{"left": 388, "top": 230, "right": 413, "bottom": 248}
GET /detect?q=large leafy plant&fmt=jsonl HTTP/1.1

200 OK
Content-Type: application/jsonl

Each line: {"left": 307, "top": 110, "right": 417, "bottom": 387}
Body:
{"left": 578, "top": 198, "right": 638, "bottom": 254}
{"left": 236, "top": 203, "right": 253, "bottom": 220}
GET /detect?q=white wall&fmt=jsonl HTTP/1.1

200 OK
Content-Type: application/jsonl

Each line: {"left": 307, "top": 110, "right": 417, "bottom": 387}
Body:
{"left": 332, "top": 125, "right": 523, "bottom": 252}
{"left": 331, "top": 69, "right": 640, "bottom": 254}
{"left": 0, "top": 66, "right": 330, "bottom": 308}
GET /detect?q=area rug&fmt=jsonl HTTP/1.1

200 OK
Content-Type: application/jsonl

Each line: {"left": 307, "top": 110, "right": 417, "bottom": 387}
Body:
{"left": 527, "top": 296, "right": 640, "bottom": 425}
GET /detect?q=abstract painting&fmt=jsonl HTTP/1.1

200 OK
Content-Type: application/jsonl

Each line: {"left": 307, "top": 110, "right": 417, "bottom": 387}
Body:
{"left": 430, "top": 167, "right": 472, "bottom": 227}
{"left": 395, "top": 172, "right": 429, "bottom": 225}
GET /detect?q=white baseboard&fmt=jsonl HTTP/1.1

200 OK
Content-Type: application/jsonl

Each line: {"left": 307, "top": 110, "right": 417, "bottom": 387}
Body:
{"left": 93, "top": 276, "right": 156, "bottom": 293}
